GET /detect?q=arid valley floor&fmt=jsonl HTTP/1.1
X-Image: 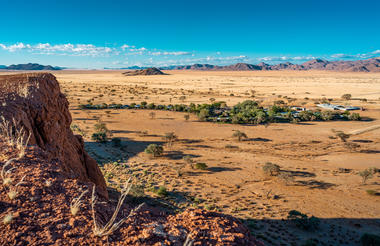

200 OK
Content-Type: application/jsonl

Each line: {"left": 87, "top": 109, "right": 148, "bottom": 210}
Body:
{"left": 2, "top": 70, "right": 380, "bottom": 245}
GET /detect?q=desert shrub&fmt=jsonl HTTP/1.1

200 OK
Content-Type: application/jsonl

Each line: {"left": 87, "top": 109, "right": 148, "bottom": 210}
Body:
{"left": 91, "top": 132, "right": 108, "bottom": 143}
{"left": 225, "top": 144, "right": 239, "bottom": 149}
{"left": 163, "top": 132, "right": 177, "bottom": 147}
{"left": 358, "top": 168, "right": 376, "bottom": 184}
{"left": 341, "top": 94, "right": 352, "bottom": 100}
{"left": 262, "top": 162, "right": 280, "bottom": 176}
{"left": 195, "top": 163, "right": 208, "bottom": 170}
{"left": 184, "top": 114, "right": 190, "bottom": 121}
{"left": 144, "top": 144, "right": 163, "bottom": 157}
{"left": 147, "top": 103, "right": 156, "bottom": 109}
{"left": 197, "top": 109, "right": 210, "bottom": 121}
{"left": 149, "top": 112, "right": 156, "bottom": 119}
{"left": 349, "top": 112, "right": 361, "bottom": 121}
{"left": 278, "top": 172, "right": 294, "bottom": 185}
{"left": 332, "top": 130, "right": 350, "bottom": 142}
{"left": 232, "top": 130, "right": 248, "bottom": 141}
{"left": 183, "top": 155, "right": 194, "bottom": 168}
{"left": 321, "top": 111, "right": 335, "bottom": 121}
{"left": 287, "top": 210, "right": 320, "bottom": 231}
{"left": 111, "top": 137, "right": 122, "bottom": 147}
{"left": 360, "top": 233, "right": 380, "bottom": 246}
{"left": 155, "top": 186, "right": 168, "bottom": 197}
{"left": 141, "top": 101, "right": 147, "bottom": 108}
{"left": 301, "top": 239, "right": 318, "bottom": 246}
{"left": 366, "top": 190, "right": 377, "bottom": 196}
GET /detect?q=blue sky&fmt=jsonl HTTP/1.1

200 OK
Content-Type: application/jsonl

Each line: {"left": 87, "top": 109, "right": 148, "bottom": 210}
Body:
{"left": 0, "top": 0, "right": 379, "bottom": 68}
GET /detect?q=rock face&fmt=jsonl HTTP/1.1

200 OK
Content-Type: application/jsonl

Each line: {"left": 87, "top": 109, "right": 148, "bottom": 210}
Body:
{"left": 0, "top": 73, "right": 107, "bottom": 198}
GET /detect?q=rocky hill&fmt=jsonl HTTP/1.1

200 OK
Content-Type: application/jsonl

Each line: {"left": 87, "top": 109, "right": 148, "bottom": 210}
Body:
{"left": 159, "top": 58, "right": 380, "bottom": 72}
{"left": 1, "top": 63, "right": 62, "bottom": 70}
{"left": 123, "top": 67, "right": 167, "bottom": 76}
{"left": 0, "top": 73, "right": 261, "bottom": 245}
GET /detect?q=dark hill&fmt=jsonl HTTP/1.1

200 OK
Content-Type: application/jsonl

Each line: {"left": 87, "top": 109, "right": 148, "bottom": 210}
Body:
{"left": 123, "top": 67, "right": 168, "bottom": 76}
{"left": 161, "top": 58, "right": 380, "bottom": 72}
{"left": 3, "top": 63, "right": 62, "bottom": 70}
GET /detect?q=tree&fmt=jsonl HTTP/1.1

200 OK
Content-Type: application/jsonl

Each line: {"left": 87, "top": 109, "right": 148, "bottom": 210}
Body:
{"left": 149, "top": 112, "right": 156, "bottom": 119}
{"left": 332, "top": 129, "right": 350, "bottom": 142}
{"left": 232, "top": 130, "right": 248, "bottom": 141}
{"left": 197, "top": 109, "right": 209, "bottom": 121}
{"left": 358, "top": 168, "right": 376, "bottom": 184}
{"left": 184, "top": 114, "right": 190, "bottom": 121}
{"left": 183, "top": 155, "right": 194, "bottom": 169}
{"left": 144, "top": 144, "right": 164, "bottom": 158}
{"left": 341, "top": 94, "right": 352, "bottom": 100}
{"left": 163, "top": 132, "right": 177, "bottom": 147}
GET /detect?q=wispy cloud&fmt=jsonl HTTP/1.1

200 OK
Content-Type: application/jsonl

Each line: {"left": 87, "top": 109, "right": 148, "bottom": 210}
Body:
{"left": 150, "top": 51, "right": 192, "bottom": 56}
{"left": 330, "top": 50, "right": 380, "bottom": 60}
{"left": 0, "top": 42, "right": 114, "bottom": 57}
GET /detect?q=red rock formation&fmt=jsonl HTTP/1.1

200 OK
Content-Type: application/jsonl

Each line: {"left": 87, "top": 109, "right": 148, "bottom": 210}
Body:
{"left": 0, "top": 73, "right": 107, "bottom": 198}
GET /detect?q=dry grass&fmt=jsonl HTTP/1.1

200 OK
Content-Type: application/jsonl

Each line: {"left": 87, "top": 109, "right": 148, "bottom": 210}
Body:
{"left": 70, "top": 189, "right": 89, "bottom": 216}
{"left": 91, "top": 178, "right": 144, "bottom": 237}
{"left": 0, "top": 116, "right": 31, "bottom": 158}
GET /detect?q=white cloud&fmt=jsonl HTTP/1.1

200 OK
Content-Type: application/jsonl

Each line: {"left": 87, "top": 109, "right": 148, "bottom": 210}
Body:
{"left": 257, "top": 55, "right": 316, "bottom": 62}
{"left": 0, "top": 42, "right": 114, "bottom": 56}
{"left": 150, "top": 51, "right": 192, "bottom": 56}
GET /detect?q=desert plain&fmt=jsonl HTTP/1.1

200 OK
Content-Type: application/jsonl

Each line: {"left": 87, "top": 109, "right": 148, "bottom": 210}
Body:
{"left": 2, "top": 69, "right": 379, "bottom": 245}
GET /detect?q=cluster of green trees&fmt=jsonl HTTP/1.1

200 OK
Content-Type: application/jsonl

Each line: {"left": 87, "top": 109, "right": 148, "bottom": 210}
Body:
{"left": 80, "top": 100, "right": 361, "bottom": 124}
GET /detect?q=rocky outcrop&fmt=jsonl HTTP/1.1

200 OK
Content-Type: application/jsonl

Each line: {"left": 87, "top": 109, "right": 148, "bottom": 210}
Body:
{"left": 123, "top": 67, "right": 167, "bottom": 76}
{"left": 0, "top": 73, "right": 107, "bottom": 198}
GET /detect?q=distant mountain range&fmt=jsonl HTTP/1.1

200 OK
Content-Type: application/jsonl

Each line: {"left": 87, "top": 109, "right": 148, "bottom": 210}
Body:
{"left": 122, "top": 58, "right": 380, "bottom": 72}
{"left": 0, "top": 63, "right": 63, "bottom": 70}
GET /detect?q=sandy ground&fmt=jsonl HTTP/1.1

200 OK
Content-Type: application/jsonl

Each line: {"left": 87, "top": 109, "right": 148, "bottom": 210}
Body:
{"left": 2, "top": 70, "right": 380, "bottom": 245}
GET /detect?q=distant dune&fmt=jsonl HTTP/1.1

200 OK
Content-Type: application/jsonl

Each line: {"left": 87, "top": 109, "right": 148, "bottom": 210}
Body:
{"left": 0, "top": 63, "right": 62, "bottom": 70}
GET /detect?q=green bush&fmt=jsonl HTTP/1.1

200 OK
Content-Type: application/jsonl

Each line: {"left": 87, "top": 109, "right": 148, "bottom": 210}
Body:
{"left": 287, "top": 210, "right": 320, "bottom": 231}
{"left": 91, "top": 132, "right": 107, "bottom": 143}
{"left": 349, "top": 112, "right": 361, "bottom": 121}
{"left": 263, "top": 162, "right": 280, "bottom": 176}
{"left": 144, "top": 144, "right": 164, "bottom": 157}
{"left": 111, "top": 137, "right": 122, "bottom": 147}
{"left": 155, "top": 186, "right": 168, "bottom": 197}
{"left": 360, "top": 233, "right": 380, "bottom": 246}
{"left": 195, "top": 163, "right": 208, "bottom": 170}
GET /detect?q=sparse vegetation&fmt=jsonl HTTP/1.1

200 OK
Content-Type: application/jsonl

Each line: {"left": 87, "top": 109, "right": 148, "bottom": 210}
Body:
{"left": 163, "top": 132, "right": 177, "bottom": 148}
{"left": 2, "top": 213, "right": 13, "bottom": 225}
{"left": 341, "top": 94, "right": 352, "bottom": 100}
{"left": 91, "top": 179, "right": 144, "bottom": 237}
{"left": 144, "top": 144, "right": 163, "bottom": 157}
{"left": 358, "top": 168, "right": 376, "bottom": 184}
{"left": 232, "top": 130, "right": 247, "bottom": 141}
{"left": 195, "top": 163, "right": 208, "bottom": 170}
{"left": 287, "top": 210, "right": 320, "bottom": 231}
{"left": 70, "top": 189, "right": 89, "bottom": 216}
{"left": 263, "top": 162, "right": 280, "bottom": 176}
